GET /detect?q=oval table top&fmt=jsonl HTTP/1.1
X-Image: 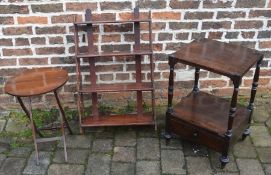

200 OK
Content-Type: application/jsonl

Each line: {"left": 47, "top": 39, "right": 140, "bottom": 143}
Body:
{"left": 4, "top": 68, "right": 68, "bottom": 97}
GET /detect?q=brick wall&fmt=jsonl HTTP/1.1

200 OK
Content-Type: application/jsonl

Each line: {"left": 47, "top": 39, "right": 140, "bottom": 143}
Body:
{"left": 0, "top": 0, "right": 271, "bottom": 111}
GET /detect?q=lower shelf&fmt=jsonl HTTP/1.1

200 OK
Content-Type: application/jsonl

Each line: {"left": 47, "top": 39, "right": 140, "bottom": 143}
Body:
{"left": 172, "top": 91, "right": 250, "bottom": 135}
{"left": 81, "top": 113, "right": 154, "bottom": 127}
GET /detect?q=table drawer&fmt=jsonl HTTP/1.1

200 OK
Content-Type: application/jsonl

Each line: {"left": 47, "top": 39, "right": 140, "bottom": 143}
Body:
{"left": 169, "top": 117, "right": 227, "bottom": 153}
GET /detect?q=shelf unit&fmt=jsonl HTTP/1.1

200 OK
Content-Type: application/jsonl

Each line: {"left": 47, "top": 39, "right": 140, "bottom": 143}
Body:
{"left": 165, "top": 39, "right": 263, "bottom": 168}
{"left": 74, "top": 7, "right": 156, "bottom": 132}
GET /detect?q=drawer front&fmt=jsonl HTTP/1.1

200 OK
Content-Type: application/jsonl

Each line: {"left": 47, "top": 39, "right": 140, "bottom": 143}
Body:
{"left": 169, "top": 117, "right": 227, "bottom": 153}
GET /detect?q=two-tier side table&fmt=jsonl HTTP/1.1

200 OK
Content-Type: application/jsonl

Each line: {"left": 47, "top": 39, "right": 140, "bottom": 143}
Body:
{"left": 165, "top": 38, "right": 263, "bottom": 168}
{"left": 4, "top": 68, "right": 73, "bottom": 164}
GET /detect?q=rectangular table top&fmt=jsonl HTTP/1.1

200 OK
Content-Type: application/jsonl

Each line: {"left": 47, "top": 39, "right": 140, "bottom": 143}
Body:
{"left": 169, "top": 39, "right": 263, "bottom": 79}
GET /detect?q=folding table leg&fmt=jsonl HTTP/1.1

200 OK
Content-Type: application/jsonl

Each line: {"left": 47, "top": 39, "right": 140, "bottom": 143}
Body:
{"left": 54, "top": 91, "right": 73, "bottom": 135}
{"left": 17, "top": 97, "right": 43, "bottom": 137}
{"left": 58, "top": 102, "right": 68, "bottom": 162}
{"left": 28, "top": 97, "right": 40, "bottom": 165}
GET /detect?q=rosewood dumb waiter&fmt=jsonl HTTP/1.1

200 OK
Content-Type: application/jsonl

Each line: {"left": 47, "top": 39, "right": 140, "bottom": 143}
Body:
{"left": 4, "top": 68, "right": 73, "bottom": 165}
{"left": 164, "top": 38, "right": 263, "bottom": 168}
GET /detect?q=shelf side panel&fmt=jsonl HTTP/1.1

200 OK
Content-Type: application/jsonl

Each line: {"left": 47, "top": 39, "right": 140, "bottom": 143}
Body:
{"left": 85, "top": 9, "right": 99, "bottom": 118}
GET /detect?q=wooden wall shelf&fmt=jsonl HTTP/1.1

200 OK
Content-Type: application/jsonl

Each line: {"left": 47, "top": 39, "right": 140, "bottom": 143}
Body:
{"left": 74, "top": 7, "right": 156, "bottom": 132}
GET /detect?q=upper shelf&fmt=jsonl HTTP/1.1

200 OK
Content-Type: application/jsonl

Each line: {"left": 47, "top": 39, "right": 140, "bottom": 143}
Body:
{"left": 74, "top": 19, "right": 151, "bottom": 25}
{"left": 76, "top": 50, "right": 152, "bottom": 58}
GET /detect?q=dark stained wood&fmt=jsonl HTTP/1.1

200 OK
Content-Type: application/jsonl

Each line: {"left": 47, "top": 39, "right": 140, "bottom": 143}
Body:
{"left": 77, "top": 50, "right": 152, "bottom": 58}
{"left": 134, "top": 7, "right": 143, "bottom": 116}
{"left": 74, "top": 18, "right": 84, "bottom": 133}
{"left": 226, "top": 81, "right": 240, "bottom": 138}
{"left": 172, "top": 91, "right": 249, "bottom": 135}
{"left": 165, "top": 56, "right": 175, "bottom": 141}
{"left": 81, "top": 113, "right": 154, "bottom": 127}
{"left": 168, "top": 117, "right": 228, "bottom": 153}
{"left": 193, "top": 67, "right": 200, "bottom": 92}
{"left": 85, "top": 9, "right": 99, "bottom": 119}
{"left": 243, "top": 59, "right": 263, "bottom": 139}
{"left": 4, "top": 68, "right": 68, "bottom": 97}
{"left": 74, "top": 7, "right": 155, "bottom": 131}
{"left": 165, "top": 39, "right": 264, "bottom": 168}
{"left": 248, "top": 59, "right": 262, "bottom": 111}
{"left": 169, "top": 38, "right": 263, "bottom": 79}
{"left": 74, "top": 19, "right": 151, "bottom": 25}
{"left": 167, "top": 56, "right": 175, "bottom": 113}
{"left": 148, "top": 10, "right": 156, "bottom": 128}
{"left": 79, "top": 82, "right": 153, "bottom": 93}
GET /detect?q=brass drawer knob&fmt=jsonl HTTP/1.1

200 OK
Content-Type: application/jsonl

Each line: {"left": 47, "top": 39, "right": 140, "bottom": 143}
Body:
{"left": 193, "top": 132, "right": 199, "bottom": 137}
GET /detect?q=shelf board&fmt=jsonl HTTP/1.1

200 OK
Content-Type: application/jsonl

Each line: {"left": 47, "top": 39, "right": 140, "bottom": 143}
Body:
{"left": 79, "top": 82, "right": 153, "bottom": 93}
{"left": 81, "top": 113, "right": 154, "bottom": 127}
{"left": 75, "top": 19, "right": 151, "bottom": 25}
{"left": 172, "top": 91, "right": 250, "bottom": 135}
{"left": 76, "top": 50, "right": 152, "bottom": 58}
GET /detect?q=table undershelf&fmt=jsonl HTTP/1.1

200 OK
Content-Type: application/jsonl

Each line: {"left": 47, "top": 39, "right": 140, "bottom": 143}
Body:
{"left": 81, "top": 113, "right": 154, "bottom": 127}
{"left": 172, "top": 91, "right": 250, "bottom": 135}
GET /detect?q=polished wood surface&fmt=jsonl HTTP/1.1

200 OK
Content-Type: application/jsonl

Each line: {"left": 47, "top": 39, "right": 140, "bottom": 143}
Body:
{"left": 169, "top": 38, "right": 263, "bottom": 78}
{"left": 74, "top": 7, "right": 155, "bottom": 131}
{"left": 4, "top": 68, "right": 68, "bottom": 97}
{"left": 172, "top": 91, "right": 250, "bottom": 135}
{"left": 81, "top": 113, "right": 154, "bottom": 127}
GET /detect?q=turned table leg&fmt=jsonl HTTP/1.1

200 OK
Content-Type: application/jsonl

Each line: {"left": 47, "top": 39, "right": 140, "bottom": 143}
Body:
{"left": 221, "top": 79, "right": 240, "bottom": 168}
{"left": 193, "top": 67, "right": 200, "bottom": 93}
{"left": 165, "top": 57, "right": 176, "bottom": 144}
{"left": 243, "top": 59, "right": 262, "bottom": 140}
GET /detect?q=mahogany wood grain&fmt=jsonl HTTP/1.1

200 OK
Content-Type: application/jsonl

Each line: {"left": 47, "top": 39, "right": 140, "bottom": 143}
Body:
{"left": 4, "top": 68, "right": 68, "bottom": 97}
{"left": 81, "top": 113, "right": 154, "bottom": 127}
{"left": 172, "top": 91, "right": 250, "bottom": 135}
{"left": 169, "top": 38, "right": 263, "bottom": 79}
